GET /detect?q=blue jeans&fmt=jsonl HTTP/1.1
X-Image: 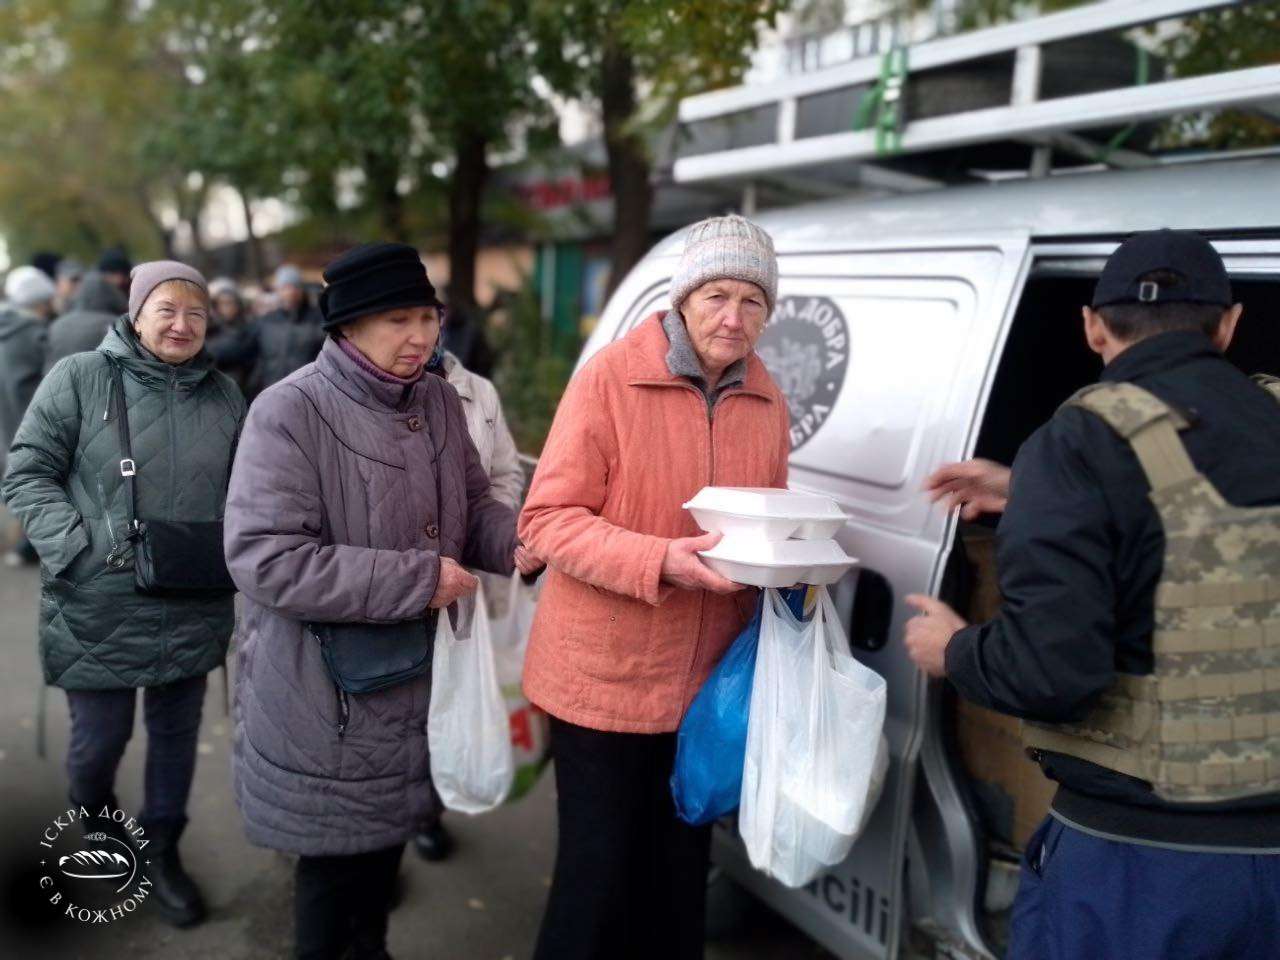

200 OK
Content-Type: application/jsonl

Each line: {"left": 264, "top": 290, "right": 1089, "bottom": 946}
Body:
{"left": 1008, "top": 816, "right": 1280, "bottom": 960}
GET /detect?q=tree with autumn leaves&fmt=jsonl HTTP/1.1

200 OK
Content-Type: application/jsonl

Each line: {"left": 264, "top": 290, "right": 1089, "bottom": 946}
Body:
{"left": 0, "top": 1, "right": 1271, "bottom": 296}
{"left": 0, "top": 0, "right": 786, "bottom": 304}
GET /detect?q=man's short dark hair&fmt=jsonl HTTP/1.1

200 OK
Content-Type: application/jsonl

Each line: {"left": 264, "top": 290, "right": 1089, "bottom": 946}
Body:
{"left": 1097, "top": 270, "right": 1227, "bottom": 342}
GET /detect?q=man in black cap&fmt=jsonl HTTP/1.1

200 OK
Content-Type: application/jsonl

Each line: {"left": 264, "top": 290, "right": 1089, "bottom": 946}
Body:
{"left": 97, "top": 246, "right": 133, "bottom": 297}
{"left": 904, "top": 229, "right": 1280, "bottom": 958}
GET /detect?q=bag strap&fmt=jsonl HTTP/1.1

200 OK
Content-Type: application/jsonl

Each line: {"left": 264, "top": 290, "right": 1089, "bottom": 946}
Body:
{"left": 1067, "top": 382, "right": 1197, "bottom": 493}
{"left": 103, "top": 357, "right": 142, "bottom": 546}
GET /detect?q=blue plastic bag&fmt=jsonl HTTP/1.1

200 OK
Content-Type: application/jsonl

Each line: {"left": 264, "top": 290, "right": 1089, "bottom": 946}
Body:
{"left": 671, "top": 588, "right": 806, "bottom": 826}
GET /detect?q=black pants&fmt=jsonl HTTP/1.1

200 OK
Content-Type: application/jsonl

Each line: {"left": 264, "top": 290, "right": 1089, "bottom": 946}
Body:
{"left": 533, "top": 717, "right": 713, "bottom": 960}
{"left": 64, "top": 673, "right": 207, "bottom": 827}
{"left": 295, "top": 843, "right": 405, "bottom": 960}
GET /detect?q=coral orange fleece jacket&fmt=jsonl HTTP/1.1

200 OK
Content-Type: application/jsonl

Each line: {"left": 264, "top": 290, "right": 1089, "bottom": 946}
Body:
{"left": 518, "top": 312, "right": 791, "bottom": 733}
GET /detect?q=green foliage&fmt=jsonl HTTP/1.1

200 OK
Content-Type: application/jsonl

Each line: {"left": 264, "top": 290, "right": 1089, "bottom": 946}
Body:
{"left": 0, "top": 0, "right": 553, "bottom": 260}
{"left": 921, "top": 0, "right": 1085, "bottom": 31}
{"left": 896, "top": 0, "right": 1278, "bottom": 150}
{"left": 1154, "top": 2, "right": 1280, "bottom": 150}
{"left": 490, "top": 279, "right": 576, "bottom": 454}
{"left": 0, "top": 0, "right": 182, "bottom": 261}
{"left": 532, "top": 0, "right": 791, "bottom": 151}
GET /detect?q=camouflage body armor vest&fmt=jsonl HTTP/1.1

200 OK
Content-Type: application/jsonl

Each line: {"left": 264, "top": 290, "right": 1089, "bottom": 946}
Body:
{"left": 1023, "top": 376, "right": 1280, "bottom": 803}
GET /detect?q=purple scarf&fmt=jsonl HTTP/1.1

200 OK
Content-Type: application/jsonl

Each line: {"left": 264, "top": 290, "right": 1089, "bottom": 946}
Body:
{"left": 336, "top": 335, "right": 424, "bottom": 386}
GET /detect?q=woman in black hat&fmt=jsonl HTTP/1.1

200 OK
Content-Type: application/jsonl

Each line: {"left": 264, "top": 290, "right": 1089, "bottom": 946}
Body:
{"left": 224, "top": 243, "right": 540, "bottom": 959}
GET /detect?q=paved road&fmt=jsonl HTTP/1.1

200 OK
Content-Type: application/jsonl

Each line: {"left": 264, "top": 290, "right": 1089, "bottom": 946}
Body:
{"left": 0, "top": 515, "right": 833, "bottom": 960}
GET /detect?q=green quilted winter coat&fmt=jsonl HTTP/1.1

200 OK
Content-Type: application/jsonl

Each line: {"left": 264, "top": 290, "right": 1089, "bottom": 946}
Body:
{"left": 1, "top": 316, "right": 246, "bottom": 689}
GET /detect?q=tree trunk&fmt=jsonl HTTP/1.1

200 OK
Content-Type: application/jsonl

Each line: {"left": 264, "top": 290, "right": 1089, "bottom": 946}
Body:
{"left": 379, "top": 179, "right": 408, "bottom": 243}
{"left": 185, "top": 215, "right": 208, "bottom": 273}
{"left": 237, "top": 186, "right": 265, "bottom": 283}
{"left": 181, "top": 183, "right": 211, "bottom": 275}
{"left": 364, "top": 151, "right": 408, "bottom": 242}
{"left": 137, "top": 186, "right": 174, "bottom": 259}
{"left": 448, "top": 130, "right": 490, "bottom": 311}
{"left": 600, "top": 38, "right": 652, "bottom": 299}
{"left": 73, "top": 207, "right": 103, "bottom": 252}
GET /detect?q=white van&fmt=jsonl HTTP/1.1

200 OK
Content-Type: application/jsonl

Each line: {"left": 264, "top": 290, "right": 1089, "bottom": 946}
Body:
{"left": 572, "top": 155, "right": 1280, "bottom": 960}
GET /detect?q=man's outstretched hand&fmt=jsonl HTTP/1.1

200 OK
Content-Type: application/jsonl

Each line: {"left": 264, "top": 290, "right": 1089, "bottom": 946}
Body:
{"left": 924, "top": 459, "right": 1011, "bottom": 520}
{"left": 904, "top": 594, "right": 967, "bottom": 678}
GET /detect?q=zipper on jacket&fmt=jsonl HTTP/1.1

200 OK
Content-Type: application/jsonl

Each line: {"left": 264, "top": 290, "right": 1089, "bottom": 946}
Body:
{"left": 682, "top": 383, "right": 749, "bottom": 712}
{"left": 335, "top": 685, "right": 350, "bottom": 737}
{"left": 686, "top": 384, "right": 719, "bottom": 714}
{"left": 657, "top": 380, "right": 751, "bottom": 716}
{"left": 157, "top": 366, "right": 178, "bottom": 673}
{"left": 101, "top": 381, "right": 130, "bottom": 569}
{"left": 167, "top": 367, "right": 178, "bottom": 511}
{"left": 97, "top": 477, "right": 120, "bottom": 562}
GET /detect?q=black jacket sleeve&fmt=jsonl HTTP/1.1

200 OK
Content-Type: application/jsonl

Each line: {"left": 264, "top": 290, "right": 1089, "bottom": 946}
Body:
{"left": 207, "top": 323, "right": 259, "bottom": 369}
{"left": 945, "top": 408, "right": 1120, "bottom": 722}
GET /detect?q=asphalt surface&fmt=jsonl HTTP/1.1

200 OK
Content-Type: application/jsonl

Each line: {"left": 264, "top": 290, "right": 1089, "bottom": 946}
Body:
{"left": 0, "top": 513, "right": 833, "bottom": 960}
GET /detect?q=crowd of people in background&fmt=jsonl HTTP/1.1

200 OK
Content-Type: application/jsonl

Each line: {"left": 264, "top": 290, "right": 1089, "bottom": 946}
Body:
{"left": 0, "top": 248, "right": 498, "bottom": 570}
{"left": 0, "top": 241, "right": 533, "bottom": 957}
{"left": 0, "top": 249, "right": 307, "bottom": 501}
{"left": 0, "top": 220, "right": 788, "bottom": 960}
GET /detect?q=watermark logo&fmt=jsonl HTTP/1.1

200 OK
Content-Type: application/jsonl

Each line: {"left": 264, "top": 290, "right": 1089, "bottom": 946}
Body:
{"left": 37, "top": 804, "right": 152, "bottom": 925}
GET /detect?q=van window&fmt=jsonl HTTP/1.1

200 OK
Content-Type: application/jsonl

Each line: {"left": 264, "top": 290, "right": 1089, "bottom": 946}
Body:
{"left": 975, "top": 270, "right": 1280, "bottom": 465}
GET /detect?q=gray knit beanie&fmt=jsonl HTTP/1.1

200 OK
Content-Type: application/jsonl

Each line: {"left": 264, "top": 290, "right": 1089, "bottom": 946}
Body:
{"left": 274, "top": 263, "right": 304, "bottom": 289}
{"left": 669, "top": 214, "right": 778, "bottom": 314}
{"left": 129, "top": 261, "right": 208, "bottom": 320}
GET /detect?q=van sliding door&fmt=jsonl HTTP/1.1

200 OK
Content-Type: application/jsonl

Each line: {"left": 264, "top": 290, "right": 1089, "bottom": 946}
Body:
{"left": 705, "top": 234, "right": 1031, "bottom": 960}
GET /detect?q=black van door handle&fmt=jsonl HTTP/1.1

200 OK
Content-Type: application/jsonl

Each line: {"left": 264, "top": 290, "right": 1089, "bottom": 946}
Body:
{"left": 850, "top": 567, "right": 893, "bottom": 652}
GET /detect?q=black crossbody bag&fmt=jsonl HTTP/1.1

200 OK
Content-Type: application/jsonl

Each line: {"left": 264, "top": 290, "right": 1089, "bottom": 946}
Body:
{"left": 310, "top": 613, "right": 439, "bottom": 696}
{"left": 309, "top": 395, "right": 447, "bottom": 696}
{"left": 105, "top": 358, "right": 237, "bottom": 597}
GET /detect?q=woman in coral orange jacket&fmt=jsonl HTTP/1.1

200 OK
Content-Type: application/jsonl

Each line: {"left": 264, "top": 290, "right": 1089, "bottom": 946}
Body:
{"left": 519, "top": 215, "right": 791, "bottom": 959}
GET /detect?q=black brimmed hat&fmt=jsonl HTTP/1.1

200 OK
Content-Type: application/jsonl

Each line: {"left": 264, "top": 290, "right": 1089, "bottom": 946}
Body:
{"left": 319, "top": 242, "right": 443, "bottom": 330}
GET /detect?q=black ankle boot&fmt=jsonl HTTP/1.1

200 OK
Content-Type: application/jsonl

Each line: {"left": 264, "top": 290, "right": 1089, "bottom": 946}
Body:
{"left": 412, "top": 820, "right": 454, "bottom": 863}
{"left": 345, "top": 912, "right": 395, "bottom": 959}
{"left": 143, "top": 820, "right": 206, "bottom": 928}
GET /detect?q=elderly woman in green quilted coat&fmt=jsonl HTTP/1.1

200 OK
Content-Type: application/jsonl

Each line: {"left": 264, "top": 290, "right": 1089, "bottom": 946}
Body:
{"left": 1, "top": 260, "right": 244, "bottom": 930}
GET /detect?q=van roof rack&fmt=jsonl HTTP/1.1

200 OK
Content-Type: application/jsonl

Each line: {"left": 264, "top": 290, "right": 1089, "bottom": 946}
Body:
{"left": 673, "top": 0, "right": 1280, "bottom": 190}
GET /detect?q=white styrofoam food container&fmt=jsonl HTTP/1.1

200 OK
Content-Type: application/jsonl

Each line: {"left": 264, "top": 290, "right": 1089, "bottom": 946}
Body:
{"left": 683, "top": 487, "right": 850, "bottom": 541}
{"left": 699, "top": 538, "right": 858, "bottom": 588}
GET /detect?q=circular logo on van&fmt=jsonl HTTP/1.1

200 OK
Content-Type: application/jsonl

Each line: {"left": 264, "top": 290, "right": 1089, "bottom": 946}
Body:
{"left": 757, "top": 296, "right": 850, "bottom": 450}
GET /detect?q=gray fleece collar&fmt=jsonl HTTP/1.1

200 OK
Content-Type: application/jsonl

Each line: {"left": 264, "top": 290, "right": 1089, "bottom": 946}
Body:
{"left": 662, "top": 309, "right": 746, "bottom": 401}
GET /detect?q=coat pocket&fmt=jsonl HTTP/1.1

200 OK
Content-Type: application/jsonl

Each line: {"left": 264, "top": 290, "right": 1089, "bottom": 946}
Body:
{"left": 47, "top": 517, "right": 94, "bottom": 582}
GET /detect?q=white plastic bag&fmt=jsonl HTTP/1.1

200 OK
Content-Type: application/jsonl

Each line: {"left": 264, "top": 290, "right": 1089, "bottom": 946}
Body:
{"left": 428, "top": 580, "right": 514, "bottom": 814}
{"left": 739, "top": 587, "right": 888, "bottom": 887}
{"left": 490, "top": 572, "right": 550, "bottom": 801}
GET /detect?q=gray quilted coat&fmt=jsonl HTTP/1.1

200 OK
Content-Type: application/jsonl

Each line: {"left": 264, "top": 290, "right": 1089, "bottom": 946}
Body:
{"left": 1, "top": 317, "right": 245, "bottom": 689}
{"left": 225, "top": 336, "right": 518, "bottom": 856}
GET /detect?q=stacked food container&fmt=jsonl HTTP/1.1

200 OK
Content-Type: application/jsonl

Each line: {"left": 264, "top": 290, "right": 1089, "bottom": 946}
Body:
{"left": 683, "top": 487, "right": 858, "bottom": 587}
